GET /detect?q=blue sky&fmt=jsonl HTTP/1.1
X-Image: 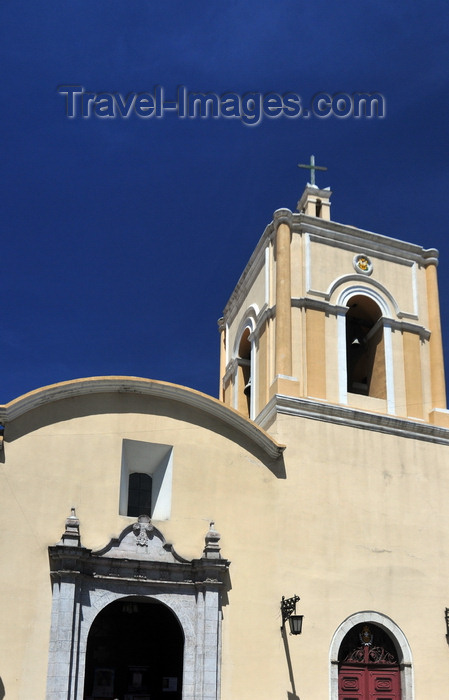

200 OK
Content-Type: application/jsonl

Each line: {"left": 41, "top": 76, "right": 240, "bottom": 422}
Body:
{"left": 1, "top": 1, "right": 449, "bottom": 403}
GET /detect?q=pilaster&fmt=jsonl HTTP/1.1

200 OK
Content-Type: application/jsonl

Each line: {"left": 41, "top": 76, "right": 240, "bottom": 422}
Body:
{"left": 274, "top": 211, "right": 292, "bottom": 379}
{"left": 425, "top": 261, "right": 446, "bottom": 410}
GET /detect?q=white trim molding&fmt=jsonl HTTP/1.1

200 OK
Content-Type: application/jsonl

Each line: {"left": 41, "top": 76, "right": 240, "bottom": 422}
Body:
{"left": 233, "top": 308, "right": 259, "bottom": 420}
{"left": 232, "top": 306, "right": 258, "bottom": 357}
{"left": 256, "top": 394, "right": 449, "bottom": 446}
{"left": 329, "top": 611, "right": 413, "bottom": 700}
{"left": 336, "top": 284, "right": 394, "bottom": 318}
{"left": 0, "top": 376, "right": 285, "bottom": 460}
{"left": 337, "top": 310, "right": 348, "bottom": 405}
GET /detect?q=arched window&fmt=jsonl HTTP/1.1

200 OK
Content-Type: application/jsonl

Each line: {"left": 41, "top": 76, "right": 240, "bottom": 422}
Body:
{"left": 127, "top": 472, "right": 152, "bottom": 517}
{"left": 346, "top": 295, "right": 386, "bottom": 399}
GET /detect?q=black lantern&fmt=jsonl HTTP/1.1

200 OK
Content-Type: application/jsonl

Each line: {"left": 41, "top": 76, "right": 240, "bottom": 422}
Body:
{"left": 281, "top": 595, "right": 303, "bottom": 635}
{"left": 288, "top": 613, "right": 303, "bottom": 635}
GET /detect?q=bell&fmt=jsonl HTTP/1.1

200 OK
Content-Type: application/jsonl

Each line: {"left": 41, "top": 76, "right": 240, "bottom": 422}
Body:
{"left": 243, "top": 378, "right": 251, "bottom": 396}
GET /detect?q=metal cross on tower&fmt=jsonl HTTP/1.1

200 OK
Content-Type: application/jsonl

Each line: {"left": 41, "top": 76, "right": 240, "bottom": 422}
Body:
{"left": 298, "top": 155, "right": 327, "bottom": 187}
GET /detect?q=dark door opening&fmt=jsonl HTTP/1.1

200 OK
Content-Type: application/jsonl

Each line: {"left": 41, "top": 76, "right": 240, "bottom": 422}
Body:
{"left": 83, "top": 597, "right": 184, "bottom": 700}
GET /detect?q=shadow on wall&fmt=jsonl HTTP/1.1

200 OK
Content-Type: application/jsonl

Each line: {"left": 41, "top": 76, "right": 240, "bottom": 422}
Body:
{"left": 282, "top": 626, "right": 301, "bottom": 700}
{"left": 0, "top": 677, "right": 5, "bottom": 699}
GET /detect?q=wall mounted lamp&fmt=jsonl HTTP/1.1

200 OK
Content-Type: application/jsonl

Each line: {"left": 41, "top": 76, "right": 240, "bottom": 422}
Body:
{"left": 281, "top": 595, "right": 303, "bottom": 635}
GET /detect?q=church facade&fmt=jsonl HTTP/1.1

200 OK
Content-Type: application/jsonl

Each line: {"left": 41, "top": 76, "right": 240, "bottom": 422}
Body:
{"left": 1, "top": 182, "right": 449, "bottom": 699}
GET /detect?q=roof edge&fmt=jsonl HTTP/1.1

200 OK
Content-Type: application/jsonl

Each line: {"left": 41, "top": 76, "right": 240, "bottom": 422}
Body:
{"left": 0, "top": 376, "right": 285, "bottom": 459}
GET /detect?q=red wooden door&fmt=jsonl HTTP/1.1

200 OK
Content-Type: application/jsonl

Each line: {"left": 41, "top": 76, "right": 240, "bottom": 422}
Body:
{"left": 339, "top": 665, "right": 400, "bottom": 699}
{"left": 338, "top": 624, "right": 401, "bottom": 700}
{"left": 368, "top": 668, "right": 400, "bottom": 698}
{"left": 339, "top": 667, "right": 364, "bottom": 699}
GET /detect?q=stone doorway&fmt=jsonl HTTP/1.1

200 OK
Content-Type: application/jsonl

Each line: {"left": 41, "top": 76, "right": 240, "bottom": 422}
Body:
{"left": 83, "top": 597, "right": 183, "bottom": 700}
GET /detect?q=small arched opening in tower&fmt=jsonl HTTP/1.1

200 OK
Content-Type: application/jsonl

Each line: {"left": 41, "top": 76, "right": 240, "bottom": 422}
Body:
{"left": 238, "top": 327, "right": 252, "bottom": 417}
{"left": 345, "top": 295, "right": 386, "bottom": 399}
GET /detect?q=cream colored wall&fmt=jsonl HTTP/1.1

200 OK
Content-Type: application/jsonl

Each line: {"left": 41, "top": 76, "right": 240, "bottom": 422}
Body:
{"left": 256, "top": 322, "right": 268, "bottom": 413}
{"left": 3, "top": 391, "right": 449, "bottom": 699}
{"left": 307, "top": 237, "right": 419, "bottom": 317}
{"left": 305, "top": 308, "right": 326, "bottom": 399}
{"left": 290, "top": 305, "right": 304, "bottom": 394}
{"left": 0, "top": 392, "right": 280, "bottom": 700}
{"left": 266, "top": 412, "right": 449, "bottom": 700}
{"left": 390, "top": 327, "right": 409, "bottom": 417}
{"left": 403, "top": 331, "right": 424, "bottom": 418}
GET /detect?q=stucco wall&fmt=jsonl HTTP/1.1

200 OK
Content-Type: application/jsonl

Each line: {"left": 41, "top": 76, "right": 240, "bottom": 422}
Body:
{"left": 2, "top": 386, "right": 449, "bottom": 698}
{"left": 0, "top": 389, "right": 280, "bottom": 699}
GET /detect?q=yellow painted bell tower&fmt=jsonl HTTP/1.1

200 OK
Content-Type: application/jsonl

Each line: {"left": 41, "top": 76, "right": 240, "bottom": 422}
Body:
{"left": 219, "top": 165, "right": 448, "bottom": 430}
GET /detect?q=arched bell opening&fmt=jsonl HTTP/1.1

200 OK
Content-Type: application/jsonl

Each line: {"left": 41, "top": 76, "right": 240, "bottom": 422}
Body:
{"left": 346, "top": 295, "right": 386, "bottom": 399}
{"left": 83, "top": 597, "right": 184, "bottom": 700}
{"left": 237, "top": 327, "right": 252, "bottom": 417}
{"left": 338, "top": 622, "right": 401, "bottom": 699}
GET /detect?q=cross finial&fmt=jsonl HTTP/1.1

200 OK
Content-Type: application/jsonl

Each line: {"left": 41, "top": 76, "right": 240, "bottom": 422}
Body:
{"left": 298, "top": 155, "right": 327, "bottom": 187}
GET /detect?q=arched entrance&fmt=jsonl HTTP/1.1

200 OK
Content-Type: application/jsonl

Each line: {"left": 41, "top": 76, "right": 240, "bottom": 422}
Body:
{"left": 47, "top": 514, "right": 229, "bottom": 700}
{"left": 338, "top": 623, "right": 400, "bottom": 699}
{"left": 83, "top": 597, "right": 184, "bottom": 700}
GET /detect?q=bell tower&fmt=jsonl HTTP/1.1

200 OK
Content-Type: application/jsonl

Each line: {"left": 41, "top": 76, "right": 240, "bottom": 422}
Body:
{"left": 219, "top": 161, "right": 448, "bottom": 430}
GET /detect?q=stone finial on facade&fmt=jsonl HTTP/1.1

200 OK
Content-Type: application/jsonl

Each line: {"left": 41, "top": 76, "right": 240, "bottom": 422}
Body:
{"left": 59, "top": 507, "right": 81, "bottom": 547}
{"left": 203, "top": 521, "right": 221, "bottom": 559}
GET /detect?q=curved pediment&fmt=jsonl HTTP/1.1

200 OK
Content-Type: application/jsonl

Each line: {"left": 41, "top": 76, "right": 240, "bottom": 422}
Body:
{"left": 49, "top": 510, "right": 230, "bottom": 586}
{"left": 95, "top": 515, "right": 188, "bottom": 564}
